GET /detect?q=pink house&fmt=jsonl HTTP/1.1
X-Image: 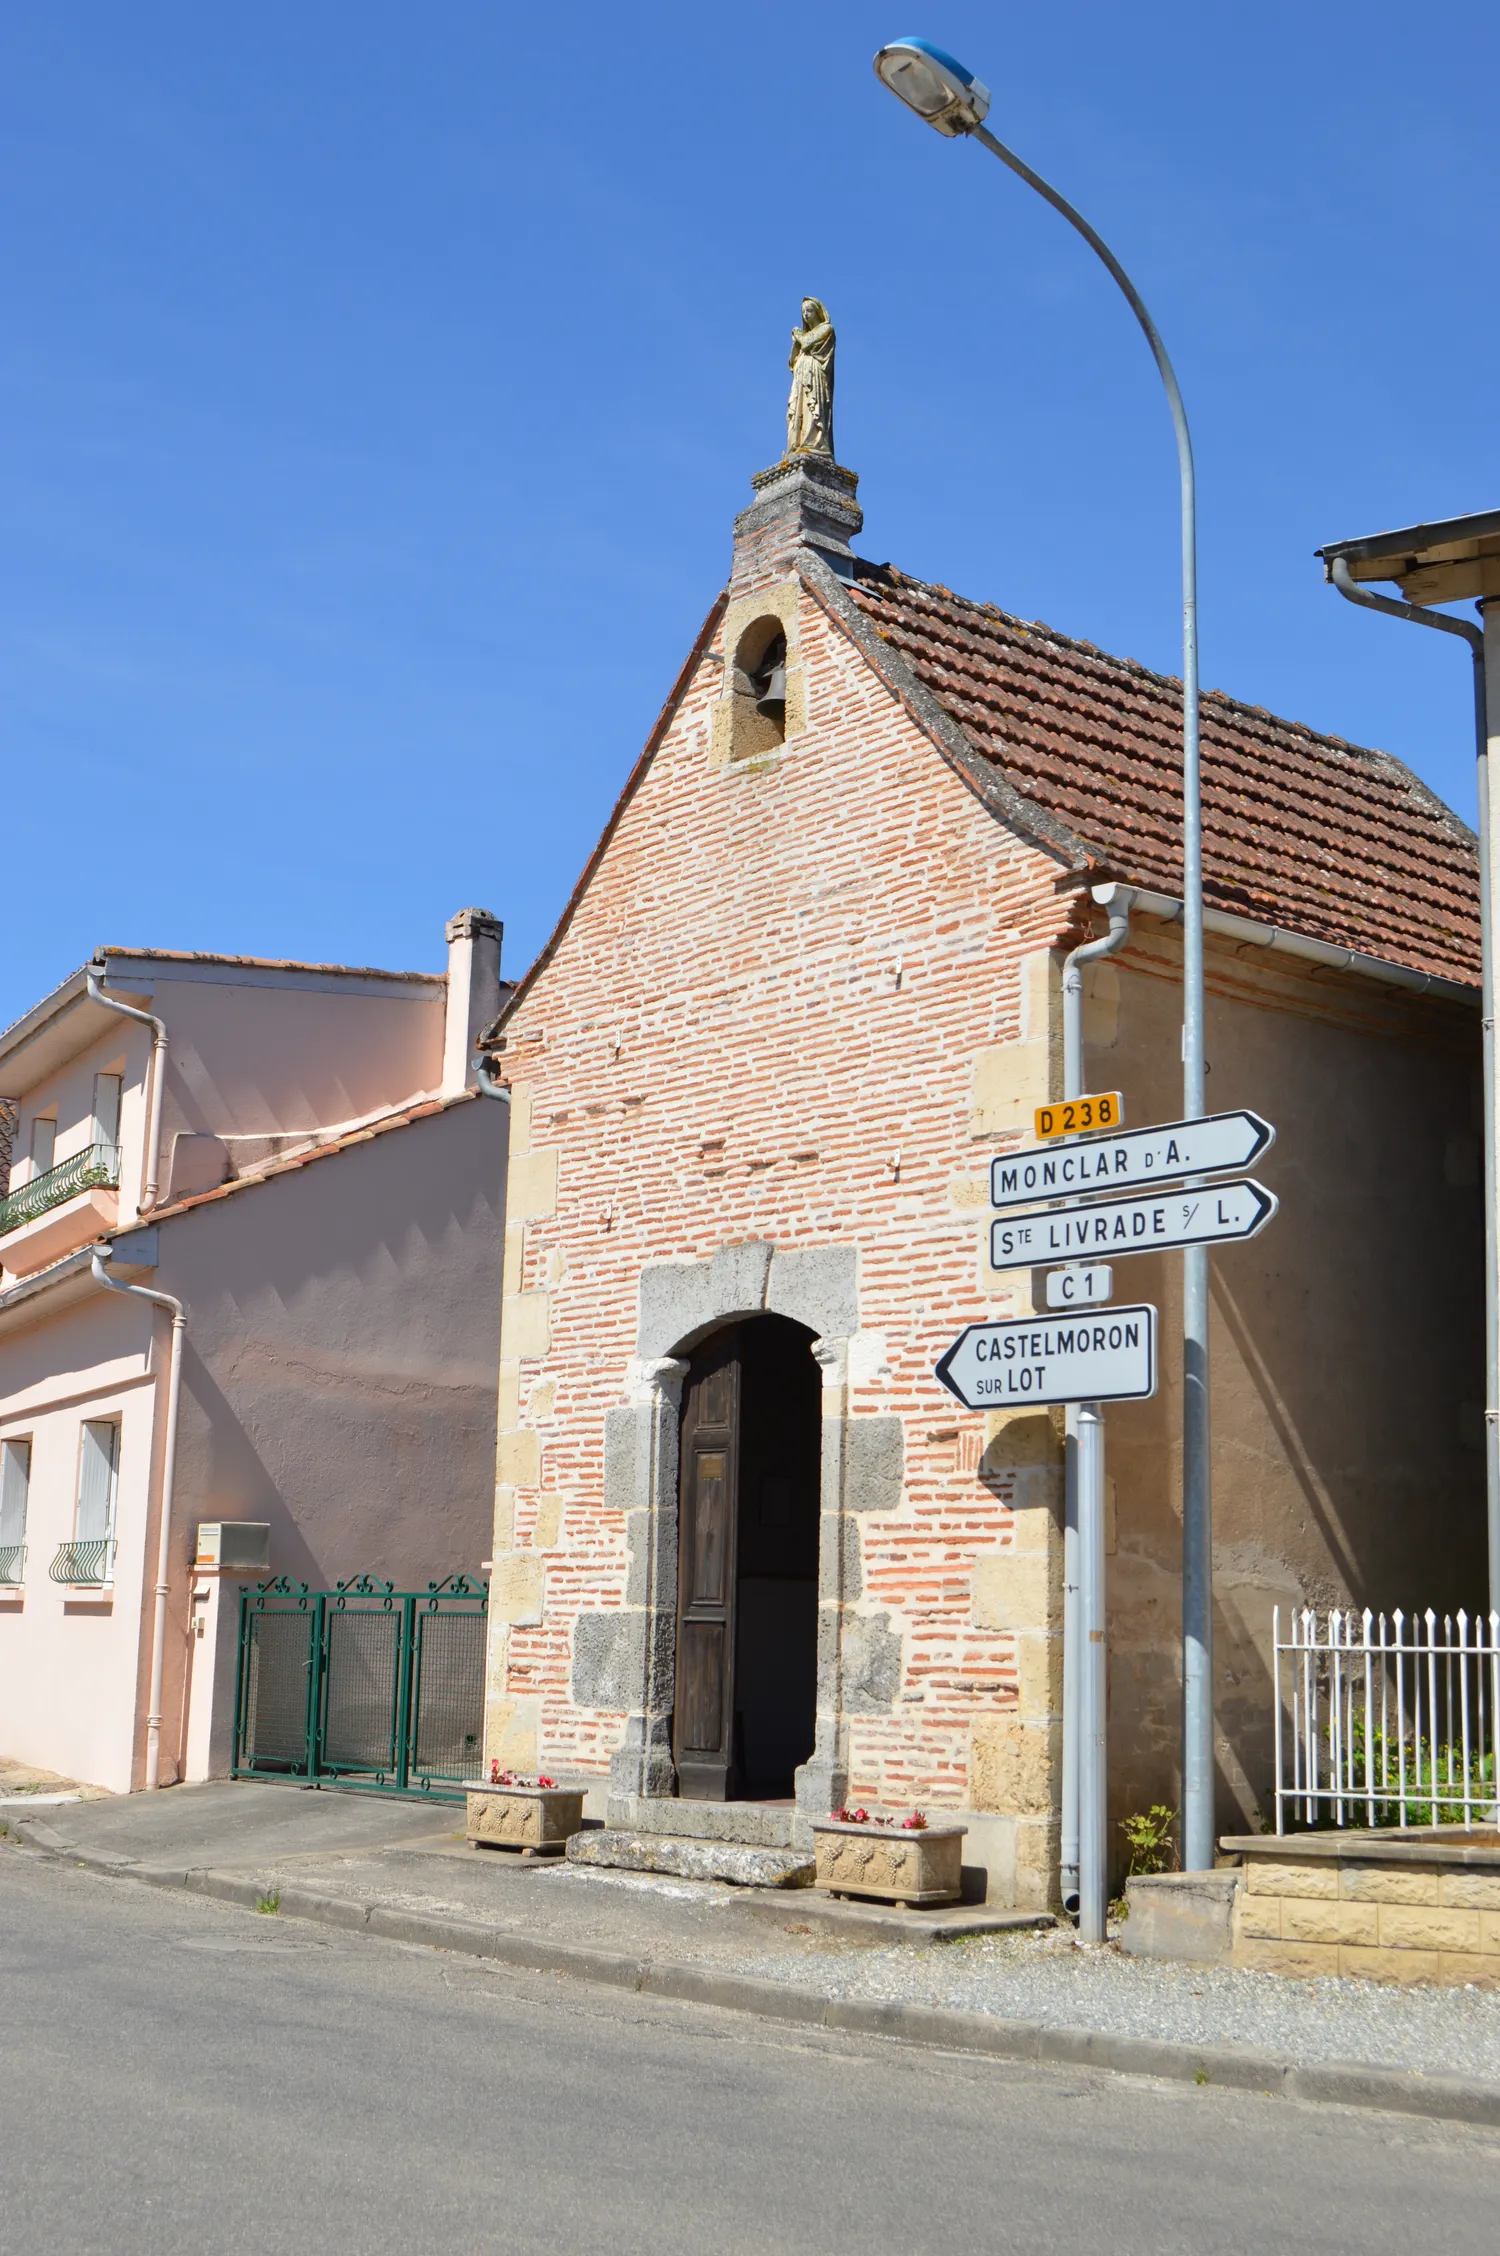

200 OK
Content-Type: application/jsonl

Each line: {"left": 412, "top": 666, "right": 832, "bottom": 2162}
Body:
{"left": 0, "top": 911, "right": 508, "bottom": 1793}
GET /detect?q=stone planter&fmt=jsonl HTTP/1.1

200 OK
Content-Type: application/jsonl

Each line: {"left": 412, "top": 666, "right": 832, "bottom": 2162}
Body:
{"left": 811, "top": 1819, "right": 966, "bottom": 1908}
{"left": 465, "top": 1782, "right": 586, "bottom": 1857}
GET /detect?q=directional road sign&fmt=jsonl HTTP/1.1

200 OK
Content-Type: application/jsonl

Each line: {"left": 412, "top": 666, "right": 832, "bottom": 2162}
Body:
{"left": 990, "top": 1178, "right": 1277, "bottom": 1271}
{"left": 990, "top": 1108, "right": 1274, "bottom": 1212}
{"left": 1046, "top": 1264, "right": 1113, "bottom": 1308}
{"left": 936, "top": 1306, "right": 1157, "bottom": 1410}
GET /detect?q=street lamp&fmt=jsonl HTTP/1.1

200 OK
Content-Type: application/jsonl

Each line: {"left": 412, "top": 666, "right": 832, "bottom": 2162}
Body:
{"left": 1315, "top": 514, "right": 1500, "bottom": 1619}
{"left": 874, "top": 37, "right": 1215, "bottom": 1932}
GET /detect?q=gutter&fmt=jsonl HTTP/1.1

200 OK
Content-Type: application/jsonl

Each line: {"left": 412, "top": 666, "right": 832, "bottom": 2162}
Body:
{"left": 1092, "top": 882, "right": 1477, "bottom": 1006}
{"left": 90, "top": 1249, "right": 185, "bottom": 1792}
{"left": 87, "top": 963, "right": 169, "bottom": 1211}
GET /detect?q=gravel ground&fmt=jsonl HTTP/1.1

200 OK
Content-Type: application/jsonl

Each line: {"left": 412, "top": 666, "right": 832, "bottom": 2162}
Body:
{"left": 727, "top": 1915, "right": 1500, "bottom": 2081}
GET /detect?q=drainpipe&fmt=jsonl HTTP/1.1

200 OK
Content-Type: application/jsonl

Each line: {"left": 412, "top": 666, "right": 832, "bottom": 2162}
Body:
{"left": 87, "top": 965, "right": 168, "bottom": 1215}
{"left": 473, "top": 1053, "right": 509, "bottom": 1101}
{"left": 1059, "top": 886, "right": 1133, "bottom": 1928}
{"left": 91, "top": 1250, "right": 185, "bottom": 1791}
{"left": 1327, "top": 559, "right": 1499, "bottom": 1616}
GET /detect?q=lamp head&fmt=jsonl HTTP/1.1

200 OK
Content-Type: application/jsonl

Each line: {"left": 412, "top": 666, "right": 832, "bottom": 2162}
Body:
{"left": 873, "top": 38, "right": 990, "bottom": 137}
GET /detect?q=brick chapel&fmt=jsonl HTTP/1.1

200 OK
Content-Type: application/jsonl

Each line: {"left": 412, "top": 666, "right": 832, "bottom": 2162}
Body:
{"left": 478, "top": 317, "right": 1485, "bottom": 1908}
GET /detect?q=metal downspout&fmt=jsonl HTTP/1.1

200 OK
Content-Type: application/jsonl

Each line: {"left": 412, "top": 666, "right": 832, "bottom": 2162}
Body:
{"left": 1060, "top": 886, "right": 1133, "bottom": 1924}
{"left": 473, "top": 1054, "right": 509, "bottom": 1102}
{"left": 86, "top": 966, "right": 168, "bottom": 1214}
{"left": 91, "top": 1250, "right": 186, "bottom": 1791}
{"left": 1328, "top": 559, "right": 1498, "bottom": 1615}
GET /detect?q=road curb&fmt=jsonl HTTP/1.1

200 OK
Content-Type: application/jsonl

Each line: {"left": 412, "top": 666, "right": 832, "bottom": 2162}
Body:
{"left": 17, "top": 1821, "right": 1500, "bottom": 2132}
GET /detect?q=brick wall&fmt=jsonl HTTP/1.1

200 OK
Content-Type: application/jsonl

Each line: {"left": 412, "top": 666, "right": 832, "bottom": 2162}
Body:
{"left": 485, "top": 572, "right": 1077, "bottom": 1814}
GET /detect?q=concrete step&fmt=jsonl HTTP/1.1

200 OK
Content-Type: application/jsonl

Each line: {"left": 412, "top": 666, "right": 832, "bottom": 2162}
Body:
{"left": 567, "top": 1829, "right": 815, "bottom": 1889}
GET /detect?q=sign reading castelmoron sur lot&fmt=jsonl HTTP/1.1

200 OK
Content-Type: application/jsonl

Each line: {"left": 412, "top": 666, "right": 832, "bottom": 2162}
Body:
{"left": 988, "top": 1109, "right": 1274, "bottom": 1212}
{"left": 936, "top": 1307, "right": 1158, "bottom": 1410}
{"left": 989, "top": 1178, "right": 1277, "bottom": 1270}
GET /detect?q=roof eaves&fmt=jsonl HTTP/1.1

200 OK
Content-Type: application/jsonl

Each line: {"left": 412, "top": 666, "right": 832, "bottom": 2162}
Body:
{"left": 797, "top": 553, "right": 1097, "bottom": 876}
{"left": 97, "top": 945, "right": 443, "bottom": 984}
{"left": 0, "top": 966, "right": 93, "bottom": 1076}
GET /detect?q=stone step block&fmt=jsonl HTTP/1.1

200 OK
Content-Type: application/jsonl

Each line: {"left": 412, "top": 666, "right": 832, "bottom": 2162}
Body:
{"left": 567, "top": 1829, "right": 815, "bottom": 1889}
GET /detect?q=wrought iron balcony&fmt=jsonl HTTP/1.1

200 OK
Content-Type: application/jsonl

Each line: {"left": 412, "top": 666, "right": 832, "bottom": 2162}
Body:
{"left": 0, "top": 1142, "right": 120, "bottom": 1237}
{"left": 0, "top": 1544, "right": 25, "bottom": 1586}
{"left": 49, "top": 1539, "right": 115, "bottom": 1587}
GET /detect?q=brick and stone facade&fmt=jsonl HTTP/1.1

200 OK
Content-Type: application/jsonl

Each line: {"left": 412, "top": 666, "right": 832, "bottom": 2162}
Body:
{"left": 478, "top": 448, "right": 1485, "bottom": 1910}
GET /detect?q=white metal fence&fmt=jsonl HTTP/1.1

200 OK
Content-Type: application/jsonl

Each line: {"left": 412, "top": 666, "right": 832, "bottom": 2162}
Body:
{"left": 1274, "top": 1606, "right": 1500, "bottom": 1834}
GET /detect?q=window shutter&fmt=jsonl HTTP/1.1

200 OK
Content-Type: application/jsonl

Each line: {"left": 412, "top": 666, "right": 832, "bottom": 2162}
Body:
{"left": 30, "top": 1117, "right": 56, "bottom": 1177}
{"left": 76, "top": 1421, "right": 119, "bottom": 1543}
{"left": 0, "top": 1440, "right": 29, "bottom": 1547}
{"left": 92, "top": 1073, "right": 123, "bottom": 1154}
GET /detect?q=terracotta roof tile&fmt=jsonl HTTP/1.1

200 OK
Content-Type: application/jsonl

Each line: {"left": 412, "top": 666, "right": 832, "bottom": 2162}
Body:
{"left": 847, "top": 563, "right": 1481, "bottom": 986}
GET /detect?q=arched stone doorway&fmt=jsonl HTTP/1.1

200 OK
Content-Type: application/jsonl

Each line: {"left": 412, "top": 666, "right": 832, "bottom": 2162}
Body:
{"left": 674, "top": 1315, "right": 820, "bottom": 1801}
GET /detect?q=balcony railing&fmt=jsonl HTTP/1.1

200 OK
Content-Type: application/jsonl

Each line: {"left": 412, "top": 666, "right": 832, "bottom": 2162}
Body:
{"left": 49, "top": 1539, "right": 116, "bottom": 1587}
{"left": 0, "top": 1544, "right": 25, "bottom": 1586}
{"left": 0, "top": 1142, "right": 120, "bottom": 1237}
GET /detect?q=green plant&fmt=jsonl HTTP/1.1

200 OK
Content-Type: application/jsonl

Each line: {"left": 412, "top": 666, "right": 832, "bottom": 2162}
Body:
{"left": 1120, "top": 1804, "right": 1177, "bottom": 1877}
{"left": 1292, "top": 1719, "right": 1497, "bottom": 1832}
{"left": 255, "top": 1890, "right": 280, "bottom": 1915}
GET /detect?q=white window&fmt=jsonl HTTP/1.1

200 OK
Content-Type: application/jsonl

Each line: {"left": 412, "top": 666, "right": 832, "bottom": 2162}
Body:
{"left": 0, "top": 1439, "right": 29, "bottom": 1579}
{"left": 75, "top": 1420, "right": 120, "bottom": 1547}
{"left": 92, "top": 1073, "right": 123, "bottom": 1156}
{"left": 30, "top": 1116, "right": 56, "bottom": 1179}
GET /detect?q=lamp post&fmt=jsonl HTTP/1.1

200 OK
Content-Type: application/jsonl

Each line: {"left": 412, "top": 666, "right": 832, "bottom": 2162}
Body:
{"left": 873, "top": 39, "right": 1217, "bottom": 1921}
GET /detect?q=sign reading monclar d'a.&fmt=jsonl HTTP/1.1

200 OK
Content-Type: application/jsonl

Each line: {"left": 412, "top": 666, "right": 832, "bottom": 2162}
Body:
{"left": 935, "top": 1306, "right": 1158, "bottom": 1411}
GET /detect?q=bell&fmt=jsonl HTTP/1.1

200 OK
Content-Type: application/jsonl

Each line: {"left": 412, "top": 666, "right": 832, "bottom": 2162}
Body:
{"left": 749, "top": 631, "right": 788, "bottom": 722}
{"left": 755, "top": 661, "right": 787, "bottom": 720}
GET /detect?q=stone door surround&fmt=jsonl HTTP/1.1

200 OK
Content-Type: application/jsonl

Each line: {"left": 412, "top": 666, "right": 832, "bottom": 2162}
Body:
{"left": 584, "top": 1240, "right": 903, "bottom": 1830}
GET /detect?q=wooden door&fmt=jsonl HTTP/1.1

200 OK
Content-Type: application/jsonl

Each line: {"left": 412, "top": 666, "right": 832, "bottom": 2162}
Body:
{"left": 674, "top": 1328, "right": 741, "bottom": 1800}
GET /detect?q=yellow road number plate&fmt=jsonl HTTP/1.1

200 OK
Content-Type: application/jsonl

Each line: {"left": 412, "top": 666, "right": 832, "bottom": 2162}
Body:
{"left": 1034, "top": 1092, "right": 1124, "bottom": 1141}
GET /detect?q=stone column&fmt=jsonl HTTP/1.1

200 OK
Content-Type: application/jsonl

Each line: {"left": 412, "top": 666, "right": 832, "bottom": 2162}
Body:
{"left": 794, "top": 1334, "right": 851, "bottom": 1820}
{"left": 606, "top": 1355, "right": 688, "bottom": 1801}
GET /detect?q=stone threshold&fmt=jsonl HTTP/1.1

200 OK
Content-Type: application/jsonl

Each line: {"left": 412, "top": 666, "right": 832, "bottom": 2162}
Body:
{"left": 606, "top": 1795, "right": 807, "bottom": 1850}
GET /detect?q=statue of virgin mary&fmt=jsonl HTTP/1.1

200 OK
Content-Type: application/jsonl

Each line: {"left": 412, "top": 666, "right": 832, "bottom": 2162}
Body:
{"left": 786, "top": 298, "right": 835, "bottom": 459}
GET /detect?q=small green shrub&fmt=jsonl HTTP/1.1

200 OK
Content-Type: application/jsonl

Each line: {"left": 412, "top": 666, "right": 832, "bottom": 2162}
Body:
{"left": 255, "top": 1890, "right": 281, "bottom": 1915}
{"left": 1120, "top": 1804, "right": 1177, "bottom": 1877}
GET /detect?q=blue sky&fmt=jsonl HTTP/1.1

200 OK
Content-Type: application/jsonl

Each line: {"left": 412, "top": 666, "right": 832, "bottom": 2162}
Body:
{"left": 3, "top": 4, "right": 1496, "bottom": 1026}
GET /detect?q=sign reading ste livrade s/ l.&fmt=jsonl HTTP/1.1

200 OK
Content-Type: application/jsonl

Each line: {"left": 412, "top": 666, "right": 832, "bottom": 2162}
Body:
{"left": 935, "top": 1306, "right": 1157, "bottom": 1410}
{"left": 990, "top": 1178, "right": 1277, "bottom": 1271}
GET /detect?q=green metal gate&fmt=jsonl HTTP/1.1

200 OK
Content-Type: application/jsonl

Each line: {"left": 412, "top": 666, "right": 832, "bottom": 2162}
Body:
{"left": 233, "top": 1574, "right": 488, "bottom": 1799}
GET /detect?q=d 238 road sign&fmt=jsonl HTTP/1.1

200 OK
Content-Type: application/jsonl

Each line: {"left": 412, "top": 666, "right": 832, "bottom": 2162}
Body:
{"left": 1034, "top": 1091, "right": 1123, "bottom": 1140}
{"left": 990, "top": 1108, "right": 1274, "bottom": 1212}
{"left": 936, "top": 1306, "right": 1157, "bottom": 1410}
{"left": 990, "top": 1179, "right": 1277, "bottom": 1271}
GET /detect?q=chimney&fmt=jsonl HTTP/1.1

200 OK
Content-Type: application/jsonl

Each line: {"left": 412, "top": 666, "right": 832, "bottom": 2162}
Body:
{"left": 442, "top": 908, "right": 504, "bottom": 1096}
{"left": 729, "top": 454, "right": 863, "bottom": 601}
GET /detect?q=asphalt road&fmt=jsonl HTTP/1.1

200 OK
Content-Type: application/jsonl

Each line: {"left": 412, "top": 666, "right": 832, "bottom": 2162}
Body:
{"left": 4, "top": 1851, "right": 1500, "bottom": 2256}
